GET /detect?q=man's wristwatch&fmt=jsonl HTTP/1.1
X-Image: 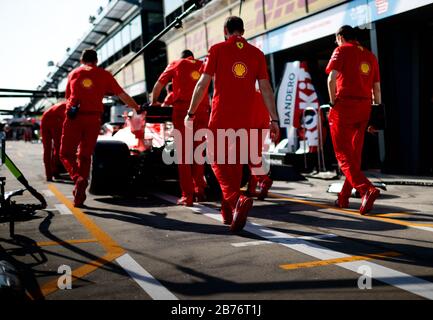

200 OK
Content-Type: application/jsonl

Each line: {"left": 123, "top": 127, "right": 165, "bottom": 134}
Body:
{"left": 329, "top": 101, "right": 335, "bottom": 107}
{"left": 187, "top": 111, "right": 195, "bottom": 118}
{"left": 271, "top": 119, "right": 279, "bottom": 123}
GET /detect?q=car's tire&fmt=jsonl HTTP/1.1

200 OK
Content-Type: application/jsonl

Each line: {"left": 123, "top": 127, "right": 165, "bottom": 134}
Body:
{"left": 89, "top": 140, "right": 130, "bottom": 195}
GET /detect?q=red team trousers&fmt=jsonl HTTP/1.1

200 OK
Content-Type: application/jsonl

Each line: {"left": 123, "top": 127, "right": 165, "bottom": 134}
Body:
{"left": 328, "top": 99, "right": 373, "bottom": 198}
{"left": 60, "top": 114, "right": 101, "bottom": 182}
{"left": 41, "top": 120, "right": 63, "bottom": 179}
{"left": 172, "top": 104, "right": 209, "bottom": 197}
{"left": 209, "top": 128, "right": 264, "bottom": 210}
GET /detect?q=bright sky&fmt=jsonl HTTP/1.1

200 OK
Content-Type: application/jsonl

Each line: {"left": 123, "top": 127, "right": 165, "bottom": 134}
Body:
{"left": 0, "top": 0, "right": 107, "bottom": 110}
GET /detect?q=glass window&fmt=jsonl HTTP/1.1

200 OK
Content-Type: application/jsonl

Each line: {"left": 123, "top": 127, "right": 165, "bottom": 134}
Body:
{"left": 113, "top": 31, "right": 122, "bottom": 53}
{"left": 121, "top": 24, "right": 131, "bottom": 46}
{"left": 132, "top": 57, "right": 145, "bottom": 83}
{"left": 130, "top": 15, "right": 142, "bottom": 41}
{"left": 163, "top": 0, "right": 183, "bottom": 16}
{"left": 106, "top": 38, "right": 114, "bottom": 58}
{"left": 98, "top": 44, "right": 107, "bottom": 63}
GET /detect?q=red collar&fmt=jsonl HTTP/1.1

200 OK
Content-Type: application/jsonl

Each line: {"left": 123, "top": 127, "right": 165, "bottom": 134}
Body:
{"left": 343, "top": 40, "right": 360, "bottom": 47}
{"left": 227, "top": 35, "right": 246, "bottom": 44}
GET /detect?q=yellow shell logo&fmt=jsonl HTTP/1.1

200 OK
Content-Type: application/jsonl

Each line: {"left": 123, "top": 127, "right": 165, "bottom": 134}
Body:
{"left": 360, "top": 62, "right": 370, "bottom": 74}
{"left": 82, "top": 78, "right": 93, "bottom": 88}
{"left": 232, "top": 62, "right": 247, "bottom": 78}
{"left": 191, "top": 71, "right": 201, "bottom": 80}
{"left": 236, "top": 42, "right": 244, "bottom": 49}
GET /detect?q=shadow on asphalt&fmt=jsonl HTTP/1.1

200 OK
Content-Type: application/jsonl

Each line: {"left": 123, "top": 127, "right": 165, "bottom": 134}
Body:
{"left": 83, "top": 205, "right": 259, "bottom": 239}
{"left": 134, "top": 250, "right": 432, "bottom": 298}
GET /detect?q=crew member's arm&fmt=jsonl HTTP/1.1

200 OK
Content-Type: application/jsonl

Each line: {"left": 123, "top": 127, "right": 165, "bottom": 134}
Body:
{"left": 118, "top": 92, "right": 140, "bottom": 111}
{"left": 258, "top": 79, "right": 280, "bottom": 142}
{"left": 150, "top": 81, "right": 165, "bottom": 106}
{"left": 367, "top": 81, "right": 383, "bottom": 134}
{"left": 65, "top": 73, "right": 72, "bottom": 100}
{"left": 186, "top": 74, "right": 211, "bottom": 120}
{"left": 372, "top": 82, "right": 382, "bottom": 104}
{"left": 151, "top": 62, "right": 175, "bottom": 106}
{"left": 327, "top": 70, "right": 338, "bottom": 105}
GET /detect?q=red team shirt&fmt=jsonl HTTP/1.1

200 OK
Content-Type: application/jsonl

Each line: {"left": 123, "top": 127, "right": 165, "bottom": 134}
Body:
{"left": 158, "top": 56, "right": 209, "bottom": 111}
{"left": 41, "top": 101, "right": 67, "bottom": 124}
{"left": 251, "top": 91, "right": 270, "bottom": 129}
{"left": 65, "top": 64, "right": 124, "bottom": 113}
{"left": 203, "top": 35, "right": 269, "bottom": 129}
{"left": 326, "top": 41, "right": 380, "bottom": 100}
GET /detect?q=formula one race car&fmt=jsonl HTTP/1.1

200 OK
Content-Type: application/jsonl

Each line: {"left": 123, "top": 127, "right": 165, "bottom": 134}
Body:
{"left": 88, "top": 105, "right": 244, "bottom": 197}
{"left": 89, "top": 105, "right": 176, "bottom": 195}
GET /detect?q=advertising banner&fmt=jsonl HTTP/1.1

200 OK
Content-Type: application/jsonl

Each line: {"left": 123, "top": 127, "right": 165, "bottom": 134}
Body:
{"left": 276, "top": 61, "right": 320, "bottom": 153}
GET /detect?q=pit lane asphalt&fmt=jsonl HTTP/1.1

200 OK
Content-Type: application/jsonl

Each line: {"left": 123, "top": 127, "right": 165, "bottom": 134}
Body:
{"left": 1, "top": 141, "right": 433, "bottom": 300}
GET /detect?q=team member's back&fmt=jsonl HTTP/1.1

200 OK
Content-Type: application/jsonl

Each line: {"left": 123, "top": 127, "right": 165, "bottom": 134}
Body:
{"left": 326, "top": 42, "right": 380, "bottom": 101}
{"left": 205, "top": 35, "right": 269, "bottom": 129}
{"left": 151, "top": 50, "right": 210, "bottom": 206}
{"left": 66, "top": 65, "right": 123, "bottom": 113}
{"left": 60, "top": 48, "right": 140, "bottom": 208}
{"left": 41, "top": 101, "right": 67, "bottom": 181}
{"left": 158, "top": 57, "right": 207, "bottom": 109}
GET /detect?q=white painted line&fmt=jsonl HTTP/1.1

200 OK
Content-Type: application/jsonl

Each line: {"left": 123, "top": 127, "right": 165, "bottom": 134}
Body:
{"left": 231, "top": 234, "right": 337, "bottom": 248}
{"left": 116, "top": 253, "right": 178, "bottom": 300}
{"left": 42, "top": 189, "right": 55, "bottom": 197}
{"left": 415, "top": 226, "right": 433, "bottom": 233}
{"left": 55, "top": 204, "right": 73, "bottom": 215}
{"left": 153, "top": 192, "right": 433, "bottom": 300}
{"left": 298, "top": 234, "right": 338, "bottom": 241}
{"left": 232, "top": 240, "right": 272, "bottom": 247}
{"left": 339, "top": 260, "right": 433, "bottom": 300}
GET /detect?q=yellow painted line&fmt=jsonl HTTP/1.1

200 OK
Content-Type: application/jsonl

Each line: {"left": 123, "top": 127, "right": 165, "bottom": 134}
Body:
{"left": 35, "top": 239, "right": 98, "bottom": 247}
{"left": 373, "top": 213, "right": 414, "bottom": 218}
{"left": 48, "top": 184, "right": 125, "bottom": 256}
{"left": 36, "top": 184, "right": 128, "bottom": 299}
{"left": 39, "top": 253, "right": 122, "bottom": 298}
{"left": 268, "top": 192, "right": 433, "bottom": 229}
{"left": 280, "top": 251, "right": 401, "bottom": 270}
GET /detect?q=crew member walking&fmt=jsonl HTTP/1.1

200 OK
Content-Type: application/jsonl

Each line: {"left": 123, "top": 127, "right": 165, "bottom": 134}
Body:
{"left": 40, "top": 101, "right": 67, "bottom": 181}
{"left": 246, "top": 90, "right": 273, "bottom": 200}
{"left": 186, "top": 16, "right": 280, "bottom": 232}
{"left": 326, "top": 25, "right": 382, "bottom": 214}
{"left": 151, "top": 50, "right": 210, "bottom": 206}
{"left": 60, "top": 49, "right": 140, "bottom": 207}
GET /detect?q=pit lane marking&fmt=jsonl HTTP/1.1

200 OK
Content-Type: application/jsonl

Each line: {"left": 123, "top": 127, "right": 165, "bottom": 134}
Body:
{"left": 267, "top": 192, "right": 433, "bottom": 231}
{"left": 55, "top": 204, "right": 73, "bottom": 215}
{"left": 42, "top": 189, "right": 55, "bottom": 197}
{"left": 116, "top": 253, "right": 178, "bottom": 300}
{"left": 280, "top": 251, "right": 401, "bottom": 270}
{"left": 40, "top": 253, "right": 120, "bottom": 297}
{"left": 231, "top": 234, "right": 337, "bottom": 247}
{"left": 35, "top": 239, "right": 98, "bottom": 247}
{"left": 153, "top": 192, "right": 433, "bottom": 300}
{"left": 45, "top": 184, "right": 177, "bottom": 300}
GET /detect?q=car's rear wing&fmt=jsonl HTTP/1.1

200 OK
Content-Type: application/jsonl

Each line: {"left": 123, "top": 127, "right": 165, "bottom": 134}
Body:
{"left": 141, "top": 106, "right": 173, "bottom": 124}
